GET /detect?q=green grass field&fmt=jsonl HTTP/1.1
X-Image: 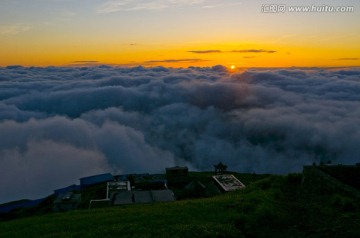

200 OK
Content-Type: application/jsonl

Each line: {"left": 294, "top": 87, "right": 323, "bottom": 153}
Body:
{"left": 1, "top": 174, "right": 359, "bottom": 238}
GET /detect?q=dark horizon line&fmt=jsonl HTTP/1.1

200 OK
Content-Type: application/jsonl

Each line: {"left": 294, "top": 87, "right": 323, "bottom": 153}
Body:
{"left": 2, "top": 64, "right": 360, "bottom": 69}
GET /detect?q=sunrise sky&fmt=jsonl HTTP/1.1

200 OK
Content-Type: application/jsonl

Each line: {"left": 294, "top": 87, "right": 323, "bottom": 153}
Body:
{"left": 0, "top": 0, "right": 359, "bottom": 68}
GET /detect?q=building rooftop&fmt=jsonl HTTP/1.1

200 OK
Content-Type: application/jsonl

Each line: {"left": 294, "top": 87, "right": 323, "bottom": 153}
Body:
{"left": 79, "top": 173, "right": 114, "bottom": 188}
{"left": 112, "top": 190, "right": 175, "bottom": 205}
{"left": 166, "top": 166, "right": 189, "bottom": 171}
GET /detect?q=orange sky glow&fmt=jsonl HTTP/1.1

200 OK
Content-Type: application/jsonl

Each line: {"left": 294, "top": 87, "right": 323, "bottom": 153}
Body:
{"left": 0, "top": 0, "right": 359, "bottom": 68}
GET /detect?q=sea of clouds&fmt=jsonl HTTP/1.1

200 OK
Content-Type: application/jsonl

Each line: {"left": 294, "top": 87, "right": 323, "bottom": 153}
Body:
{"left": 1, "top": 65, "right": 360, "bottom": 202}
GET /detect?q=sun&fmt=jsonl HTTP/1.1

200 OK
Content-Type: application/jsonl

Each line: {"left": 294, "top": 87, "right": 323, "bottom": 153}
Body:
{"left": 230, "top": 65, "right": 236, "bottom": 70}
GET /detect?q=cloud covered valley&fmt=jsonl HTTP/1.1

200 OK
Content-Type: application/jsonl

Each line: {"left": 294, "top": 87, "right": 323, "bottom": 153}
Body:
{"left": 1, "top": 65, "right": 360, "bottom": 202}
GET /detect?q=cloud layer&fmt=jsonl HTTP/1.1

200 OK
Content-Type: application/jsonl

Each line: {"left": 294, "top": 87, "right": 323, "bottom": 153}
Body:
{"left": 98, "top": 0, "right": 206, "bottom": 13}
{"left": 1, "top": 65, "right": 360, "bottom": 202}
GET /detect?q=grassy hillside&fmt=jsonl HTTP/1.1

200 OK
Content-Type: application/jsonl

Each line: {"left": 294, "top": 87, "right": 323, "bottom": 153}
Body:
{"left": 0, "top": 174, "right": 359, "bottom": 238}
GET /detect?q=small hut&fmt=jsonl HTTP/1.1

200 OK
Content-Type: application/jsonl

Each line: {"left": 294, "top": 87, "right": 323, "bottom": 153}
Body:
{"left": 214, "top": 162, "right": 227, "bottom": 175}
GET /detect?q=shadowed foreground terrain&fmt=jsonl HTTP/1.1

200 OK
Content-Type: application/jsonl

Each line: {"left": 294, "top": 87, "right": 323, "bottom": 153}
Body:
{"left": 0, "top": 174, "right": 359, "bottom": 238}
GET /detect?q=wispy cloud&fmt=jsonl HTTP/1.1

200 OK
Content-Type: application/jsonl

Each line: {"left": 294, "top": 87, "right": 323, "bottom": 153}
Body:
{"left": 144, "top": 58, "right": 208, "bottom": 64}
{"left": 188, "top": 49, "right": 277, "bottom": 54}
{"left": 336, "top": 58, "right": 359, "bottom": 61}
{"left": 0, "top": 24, "right": 32, "bottom": 36}
{"left": 187, "top": 50, "right": 222, "bottom": 54}
{"left": 98, "top": 0, "right": 205, "bottom": 13}
{"left": 202, "top": 2, "right": 242, "bottom": 9}
{"left": 68, "top": 61, "right": 101, "bottom": 67}
{"left": 72, "top": 61, "right": 99, "bottom": 63}
{"left": 231, "top": 49, "right": 277, "bottom": 53}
